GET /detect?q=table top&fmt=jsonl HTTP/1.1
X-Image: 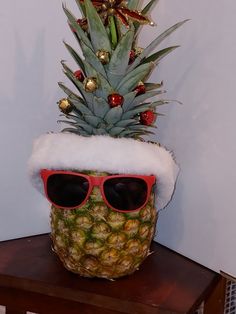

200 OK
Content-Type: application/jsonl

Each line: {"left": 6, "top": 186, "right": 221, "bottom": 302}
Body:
{"left": 0, "top": 234, "right": 219, "bottom": 313}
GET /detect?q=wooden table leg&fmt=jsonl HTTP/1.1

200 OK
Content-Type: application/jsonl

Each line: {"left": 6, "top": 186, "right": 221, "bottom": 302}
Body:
{"left": 5, "top": 307, "right": 26, "bottom": 314}
{"left": 204, "top": 276, "right": 227, "bottom": 314}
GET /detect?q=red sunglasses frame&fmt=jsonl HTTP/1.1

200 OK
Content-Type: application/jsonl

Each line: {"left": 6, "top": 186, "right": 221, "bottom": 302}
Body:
{"left": 40, "top": 169, "right": 156, "bottom": 213}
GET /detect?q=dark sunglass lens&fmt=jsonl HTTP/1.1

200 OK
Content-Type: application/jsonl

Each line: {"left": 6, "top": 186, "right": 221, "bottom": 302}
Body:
{"left": 104, "top": 177, "right": 148, "bottom": 211}
{"left": 47, "top": 174, "right": 89, "bottom": 207}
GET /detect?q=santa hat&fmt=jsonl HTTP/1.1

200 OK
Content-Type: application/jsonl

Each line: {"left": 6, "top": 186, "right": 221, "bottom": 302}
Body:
{"left": 28, "top": 132, "right": 179, "bottom": 211}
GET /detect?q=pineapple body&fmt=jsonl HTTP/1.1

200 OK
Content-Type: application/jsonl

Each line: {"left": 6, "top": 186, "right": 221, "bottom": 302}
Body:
{"left": 50, "top": 172, "right": 157, "bottom": 279}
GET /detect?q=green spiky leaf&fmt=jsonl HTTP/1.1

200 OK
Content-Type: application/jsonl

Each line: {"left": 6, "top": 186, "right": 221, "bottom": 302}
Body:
{"left": 64, "top": 70, "right": 93, "bottom": 112}
{"left": 141, "top": 46, "right": 179, "bottom": 65}
{"left": 83, "top": 61, "right": 113, "bottom": 98}
{"left": 108, "top": 127, "right": 126, "bottom": 136}
{"left": 76, "top": 124, "right": 94, "bottom": 134}
{"left": 96, "top": 74, "right": 114, "bottom": 99}
{"left": 63, "top": 5, "right": 92, "bottom": 49}
{"left": 151, "top": 100, "right": 172, "bottom": 106}
{"left": 84, "top": 0, "right": 111, "bottom": 53}
{"left": 59, "top": 120, "right": 94, "bottom": 134}
{"left": 62, "top": 128, "right": 91, "bottom": 136}
{"left": 142, "top": 0, "right": 159, "bottom": 15}
{"left": 63, "top": 42, "right": 85, "bottom": 73}
{"left": 145, "top": 82, "right": 163, "bottom": 91}
{"left": 93, "top": 97, "right": 110, "bottom": 118}
{"left": 84, "top": 115, "right": 102, "bottom": 127}
{"left": 93, "top": 128, "right": 108, "bottom": 135}
{"left": 115, "top": 119, "right": 137, "bottom": 127}
{"left": 118, "top": 129, "right": 136, "bottom": 137}
{"left": 106, "top": 29, "right": 134, "bottom": 85}
{"left": 61, "top": 62, "right": 94, "bottom": 110}
{"left": 122, "top": 103, "right": 154, "bottom": 119}
{"left": 80, "top": 41, "right": 107, "bottom": 77}
{"left": 117, "top": 63, "right": 153, "bottom": 94}
{"left": 129, "top": 19, "right": 189, "bottom": 71}
{"left": 130, "top": 90, "right": 164, "bottom": 108}
{"left": 128, "top": 124, "right": 156, "bottom": 130}
{"left": 107, "top": 30, "right": 134, "bottom": 79}
{"left": 58, "top": 82, "right": 83, "bottom": 102}
{"left": 109, "top": 16, "right": 118, "bottom": 49}
{"left": 61, "top": 60, "right": 74, "bottom": 76}
{"left": 83, "top": 60, "right": 98, "bottom": 78}
{"left": 63, "top": 114, "right": 85, "bottom": 123}
{"left": 122, "top": 91, "right": 138, "bottom": 112}
{"left": 58, "top": 119, "right": 83, "bottom": 127}
{"left": 118, "top": 129, "right": 154, "bottom": 138}
{"left": 70, "top": 99, "right": 93, "bottom": 115}
{"left": 104, "top": 106, "right": 123, "bottom": 124}
{"left": 75, "top": 0, "right": 86, "bottom": 16}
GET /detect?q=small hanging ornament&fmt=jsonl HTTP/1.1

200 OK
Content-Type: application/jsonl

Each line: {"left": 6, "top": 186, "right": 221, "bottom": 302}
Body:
{"left": 58, "top": 98, "right": 73, "bottom": 114}
{"left": 129, "top": 50, "right": 136, "bottom": 64}
{"left": 140, "top": 110, "right": 156, "bottom": 125}
{"left": 83, "top": 77, "right": 98, "bottom": 92}
{"left": 70, "top": 19, "right": 88, "bottom": 33}
{"left": 134, "top": 82, "right": 146, "bottom": 96}
{"left": 135, "top": 47, "right": 144, "bottom": 56}
{"left": 108, "top": 93, "right": 124, "bottom": 107}
{"left": 77, "top": 18, "right": 88, "bottom": 31}
{"left": 74, "top": 70, "right": 85, "bottom": 82}
{"left": 96, "top": 49, "right": 110, "bottom": 65}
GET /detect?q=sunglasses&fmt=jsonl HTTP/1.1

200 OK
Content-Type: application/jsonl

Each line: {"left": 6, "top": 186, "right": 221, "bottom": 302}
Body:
{"left": 40, "top": 169, "right": 156, "bottom": 213}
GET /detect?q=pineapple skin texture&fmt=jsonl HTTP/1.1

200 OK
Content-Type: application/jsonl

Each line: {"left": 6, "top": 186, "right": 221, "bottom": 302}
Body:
{"left": 50, "top": 175, "right": 157, "bottom": 279}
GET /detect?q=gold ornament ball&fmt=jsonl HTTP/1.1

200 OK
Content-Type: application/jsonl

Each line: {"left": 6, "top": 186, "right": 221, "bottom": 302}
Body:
{"left": 58, "top": 98, "right": 73, "bottom": 114}
{"left": 135, "top": 47, "right": 144, "bottom": 56}
{"left": 96, "top": 49, "right": 110, "bottom": 65}
{"left": 83, "top": 77, "right": 98, "bottom": 92}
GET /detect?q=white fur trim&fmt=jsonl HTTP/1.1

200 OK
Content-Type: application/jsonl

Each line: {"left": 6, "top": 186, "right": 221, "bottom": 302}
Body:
{"left": 28, "top": 133, "right": 179, "bottom": 210}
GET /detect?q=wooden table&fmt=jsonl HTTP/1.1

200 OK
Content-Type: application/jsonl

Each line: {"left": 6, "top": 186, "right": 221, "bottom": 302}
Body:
{"left": 0, "top": 234, "right": 224, "bottom": 314}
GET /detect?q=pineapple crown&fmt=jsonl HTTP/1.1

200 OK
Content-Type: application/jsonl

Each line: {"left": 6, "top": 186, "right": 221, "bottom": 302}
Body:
{"left": 28, "top": 0, "right": 185, "bottom": 211}
{"left": 58, "top": 0, "right": 188, "bottom": 140}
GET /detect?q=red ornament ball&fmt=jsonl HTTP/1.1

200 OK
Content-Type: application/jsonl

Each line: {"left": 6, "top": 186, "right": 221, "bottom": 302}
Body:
{"left": 140, "top": 110, "right": 156, "bottom": 125}
{"left": 134, "top": 83, "right": 146, "bottom": 96}
{"left": 108, "top": 93, "right": 124, "bottom": 108}
{"left": 74, "top": 70, "right": 85, "bottom": 82}
{"left": 129, "top": 50, "right": 136, "bottom": 64}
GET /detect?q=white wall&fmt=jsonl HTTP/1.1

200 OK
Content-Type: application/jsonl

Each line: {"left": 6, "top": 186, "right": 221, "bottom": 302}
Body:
{"left": 149, "top": 0, "right": 236, "bottom": 277}
{"left": 0, "top": 0, "right": 78, "bottom": 240}
{"left": 0, "top": 0, "right": 236, "bottom": 277}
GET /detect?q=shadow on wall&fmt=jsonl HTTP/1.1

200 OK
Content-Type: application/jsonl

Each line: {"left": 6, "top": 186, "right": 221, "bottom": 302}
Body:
{"left": 152, "top": 42, "right": 220, "bottom": 257}
{"left": 154, "top": 180, "right": 185, "bottom": 247}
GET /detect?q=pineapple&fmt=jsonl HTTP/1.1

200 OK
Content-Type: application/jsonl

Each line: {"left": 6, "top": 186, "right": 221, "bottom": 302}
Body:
{"left": 51, "top": 172, "right": 157, "bottom": 279}
{"left": 49, "top": 0, "right": 185, "bottom": 279}
{"left": 28, "top": 0, "right": 183, "bottom": 279}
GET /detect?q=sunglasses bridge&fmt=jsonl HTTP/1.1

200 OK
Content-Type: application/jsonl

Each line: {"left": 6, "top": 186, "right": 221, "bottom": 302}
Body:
{"left": 88, "top": 175, "right": 106, "bottom": 186}
{"left": 86, "top": 176, "right": 108, "bottom": 198}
